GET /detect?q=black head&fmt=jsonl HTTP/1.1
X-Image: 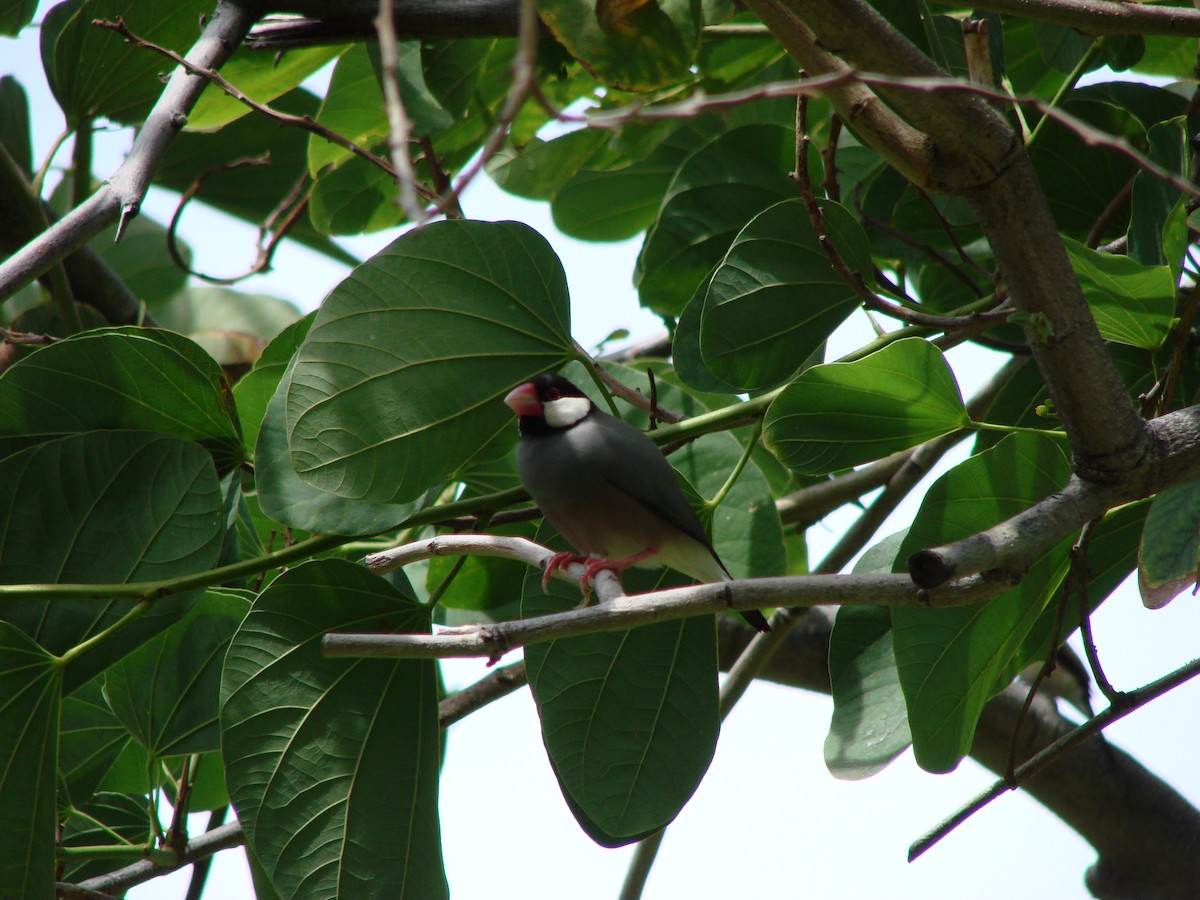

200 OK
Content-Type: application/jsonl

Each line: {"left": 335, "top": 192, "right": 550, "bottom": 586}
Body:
{"left": 504, "top": 373, "right": 593, "bottom": 435}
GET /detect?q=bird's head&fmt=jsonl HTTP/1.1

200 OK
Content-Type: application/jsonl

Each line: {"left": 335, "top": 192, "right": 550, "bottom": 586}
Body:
{"left": 504, "top": 373, "right": 594, "bottom": 431}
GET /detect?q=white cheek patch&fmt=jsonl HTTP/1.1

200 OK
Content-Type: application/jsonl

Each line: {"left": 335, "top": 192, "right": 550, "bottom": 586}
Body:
{"left": 543, "top": 396, "right": 591, "bottom": 428}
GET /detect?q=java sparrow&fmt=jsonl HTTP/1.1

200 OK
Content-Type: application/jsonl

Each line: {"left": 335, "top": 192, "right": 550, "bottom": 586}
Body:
{"left": 504, "top": 373, "right": 771, "bottom": 633}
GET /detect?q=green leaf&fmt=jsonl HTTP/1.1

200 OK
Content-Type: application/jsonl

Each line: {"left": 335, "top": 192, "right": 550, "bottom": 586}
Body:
{"left": 308, "top": 151, "right": 408, "bottom": 235}
{"left": 1029, "top": 96, "right": 1144, "bottom": 242}
{"left": 764, "top": 339, "right": 968, "bottom": 476}
{"left": 233, "top": 312, "right": 314, "bottom": 454}
{"left": 189, "top": 44, "right": 346, "bottom": 131}
{"left": 538, "top": 0, "right": 702, "bottom": 91}
{"left": 1138, "top": 480, "right": 1200, "bottom": 609}
{"left": 222, "top": 559, "right": 445, "bottom": 900}
{"left": 524, "top": 563, "right": 720, "bottom": 846}
{"left": 0, "top": 0, "right": 36, "bottom": 35}
{"left": 0, "top": 327, "right": 244, "bottom": 472}
{"left": 286, "top": 220, "right": 573, "bottom": 504}
{"left": 825, "top": 606, "right": 911, "bottom": 780}
{"left": 103, "top": 589, "right": 249, "bottom": 757}
{"left": 488, "top": 129, "right": 610, "bottom": 202}
{"left": 1062, "top": 237, "right": 1174, "bottom": 350}
{"left": 58, "top": 677, "right": 140, "bottom": 808}
{"left": 0, "top": 431, "right": 224, "bottom": 692}
{"left": 892, "top": 433, "right": 1073, "bottom": 772}
{"left": 0, "top": 76, "right": 32, "bottom": 175}
{"left": 41, "top": 0, "right": 214, "bottom": 125}
{"left": 550, "top": 120, "right": 719, "bottom": 242}
{"left": 308, "top": 43, "right": 451, "bottom": 176}
{"left": 256, "top": 357, "right": 436, "bottom": 534}
{"left": 0, "top": 622, "right": 61, "bottom": 897}
{"left": 699, "top": 199, "right": 865, "bottom": 390}
{"left": 1128, "top": 116, "right": 1188, "bottom": 272}
{"left": 673, "top": 269, "right": 742, "bottom": 394}
{"left": 59, "top": 792, "right": 151, "bottom": 881}
{"left": 636, "top": 124, "right": 795, "bottom": 317}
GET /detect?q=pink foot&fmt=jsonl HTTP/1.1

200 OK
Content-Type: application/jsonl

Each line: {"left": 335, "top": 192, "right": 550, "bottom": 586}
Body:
{"left": 541, "top": 548, "right": 662, "bottom": 600}
{"left": 577, "top": 548, "right": 660, "bottom": 599}
{"left": 542, "top": 551, "right": 591, "bottom": 591}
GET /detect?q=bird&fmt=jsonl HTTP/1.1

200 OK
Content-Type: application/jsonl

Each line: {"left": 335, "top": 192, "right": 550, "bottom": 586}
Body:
{"left": 504, "top": 372, "right": 771, "bottom": 633}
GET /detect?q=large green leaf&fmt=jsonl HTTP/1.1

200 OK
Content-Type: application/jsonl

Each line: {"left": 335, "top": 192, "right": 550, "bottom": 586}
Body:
{"left": 58, "top": 676, "right": 142, "bottom": 808}
{"left": 0, "top": 76, "right": 32, "bottom": 175}
{"left": 308, "top": 43, "right": 451, "bottom": 176}
{"left": 1138, "top": 480, "right": 1200, "bottom": 609}
{"left": 286, "top": 219, "right": 573, "bottom": 504}
{"left": 41, "top": 0, "right": 214, "bottom": 125}
{"left": 0, "top": 0, "right": 36, "bottom": 35}
{"left": 538, "top": 0, "right": 702, "bottom": 91}
{"left": 0, "top": 431, "right": 224, "bottom": 692}
{"left": 764, "top": 339, "right": 968, "bottom": 476}
{"left": 892, "top": 433, "right": 1073, "bottom": 773}
{"left": 103, "top": 589, "right": 249, "bottom": 757}
{"left": 1062, "top": 238, "right": 1174, "bottom": 350}
{"left": 221, "top": 559, "right": 445, "bottom": 900}
{"left": 0, "top": 327, "right": 243, "bottom": 472}
{"left": 824, "top": 533, "right": 912, "bottom": 781}
{"left": 233, "top": 312, "right": 315, "bottom": 454}
{"left": 550, "top": 120, "right": 720, "bottom": 242}
{"left": 636, "top": 124, "right": 795, "bottom": 317}
{"left": 0, "top": 623, "right": 60, "bottom": 898}
{"left": 699, "top": 199, "right": 865, "bottom": 390}
{"left": 189, "top": 44, "right": 345, "bottom": 131}
{"left": 256, "top": 357, "right": 438, "bottom": 535}
{"left": 524, "top": 560, "right": 720, "bottom": 846}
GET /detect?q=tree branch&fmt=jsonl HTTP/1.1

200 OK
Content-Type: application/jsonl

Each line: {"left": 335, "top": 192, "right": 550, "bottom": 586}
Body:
{"left": 934, "top": 0, "right": 1200, "bottom": 37}
{"left": 0, "top": 1, "right": 255, "bottom": 303}
{"left": 334, "top": 534, "right": 1013, "bottom": 662}
{"left": 751, "top": 0, "right": 1151, "bottom": 482}
{"left": 910, "top": 403, "right": 1200, "bottom": 587}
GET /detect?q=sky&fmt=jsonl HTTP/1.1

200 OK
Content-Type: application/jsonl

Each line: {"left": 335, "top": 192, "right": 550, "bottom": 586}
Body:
{"left": 6, "top": 7, "right": 1200, "bottom": 899}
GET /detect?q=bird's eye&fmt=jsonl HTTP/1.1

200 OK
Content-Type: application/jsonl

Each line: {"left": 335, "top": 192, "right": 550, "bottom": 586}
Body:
{"left": 544, "top": 388, "right": 561, "bottom": 401}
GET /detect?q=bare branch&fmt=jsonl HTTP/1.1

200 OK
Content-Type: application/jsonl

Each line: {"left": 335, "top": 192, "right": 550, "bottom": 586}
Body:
{"left": 374, "top": 0, "right": 428, "bottom": 223}
{"left": 0, "top": 2, "right": 256, "bottom": 303}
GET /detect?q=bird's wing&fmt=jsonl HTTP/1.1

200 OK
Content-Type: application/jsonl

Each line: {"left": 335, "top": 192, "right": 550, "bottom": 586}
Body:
{"left": 583, "top": 412, "right": 728, "bottom": 572}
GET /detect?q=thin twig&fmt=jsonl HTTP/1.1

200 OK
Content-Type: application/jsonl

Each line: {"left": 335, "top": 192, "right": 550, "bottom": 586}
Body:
{"left": 374, "top": 0, "right": 427, "bottom": 223}
{"left": 92, "top": 17, "right": 437, "bottom": 206}
{"left": 909, "top": 654, "right": 1200, "bottom": 862}
{"left": 440, "top": 0, "right": 540, "bottom": 210}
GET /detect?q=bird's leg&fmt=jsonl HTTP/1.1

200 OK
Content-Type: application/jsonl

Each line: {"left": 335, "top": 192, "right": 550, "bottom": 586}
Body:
{"left": 578, "top": 548, "right": 659, "bottom": 601}
{"left": 541, "top": 550, "right": 591, "bottom": 590}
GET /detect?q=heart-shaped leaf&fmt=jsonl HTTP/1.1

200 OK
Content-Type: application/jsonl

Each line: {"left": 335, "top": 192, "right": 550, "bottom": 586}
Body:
{"left": 892, "top": 432, "right": 1072, "bottom": 772}
{"left": 286, "top": 219, "right": 573, "bottom": 504}
{"left": 0, "top": 623, "right": 61, "bottom": 897}
{"left": 764, "top": 338, "right": 968, "bottom": 476}
{"left": 700, "top": 199, "right": 866, "bottom": 390}
{"left": 222, "top": 559, "right": 444, "bottom": 900}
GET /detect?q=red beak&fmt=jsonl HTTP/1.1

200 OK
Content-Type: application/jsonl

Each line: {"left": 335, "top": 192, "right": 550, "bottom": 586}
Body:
{"left": 504, "top": 382, "right": 542, "bottom": 417}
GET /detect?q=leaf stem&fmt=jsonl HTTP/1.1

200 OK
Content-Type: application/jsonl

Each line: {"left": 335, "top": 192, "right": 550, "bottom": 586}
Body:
{"left": 56, "top": 598, "right": 154, "bottom": 669}
{"left": 706, "top": 418, "right": 762, "bottom": 512}
{"left": 967, "top": 419, "right": 1067, "bottom": 439}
